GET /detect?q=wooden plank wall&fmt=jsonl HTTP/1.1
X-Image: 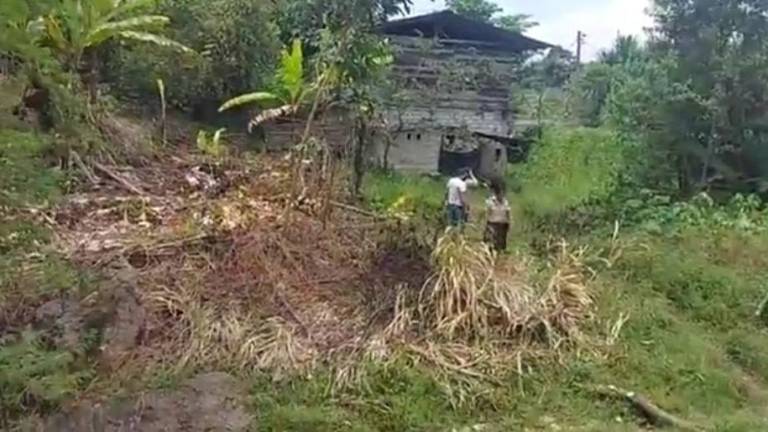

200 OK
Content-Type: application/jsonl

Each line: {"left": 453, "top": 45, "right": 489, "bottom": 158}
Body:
{"left": 388, "top": 35, "right": 519, "bottom": 113}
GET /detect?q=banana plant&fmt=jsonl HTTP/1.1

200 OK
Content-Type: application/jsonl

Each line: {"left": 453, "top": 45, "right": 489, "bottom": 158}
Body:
{"left": 219, "top": 39, "right": 319, "bottom": 131}
{"left": 39, "top": 0, "right": 191, "bottom": 100}
{"left": 0, "top": 0, "right": 57, "bottom": 70}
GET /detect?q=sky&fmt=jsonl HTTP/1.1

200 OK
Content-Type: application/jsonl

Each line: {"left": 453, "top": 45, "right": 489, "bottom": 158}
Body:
{"left": 408, "top": 0, "right": 655, "bottom": 61}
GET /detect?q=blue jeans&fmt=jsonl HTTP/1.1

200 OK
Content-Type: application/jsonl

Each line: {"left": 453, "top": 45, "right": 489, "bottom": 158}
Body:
{"left": 446, "top": 204, "right": 466, "bottom": 227}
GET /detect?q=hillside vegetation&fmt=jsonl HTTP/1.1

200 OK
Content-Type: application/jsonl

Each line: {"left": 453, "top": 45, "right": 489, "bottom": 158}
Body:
{"left": 2, "top": 0, "right": 768, "bottom": 431}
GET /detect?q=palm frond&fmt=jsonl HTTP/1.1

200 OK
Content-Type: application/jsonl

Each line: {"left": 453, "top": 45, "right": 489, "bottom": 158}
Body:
{"left": 116, "top": 30, "right": 193, "bottom": 53}
{"left": 219, "top": 92, "right": 281, "bottom": 112}
{"left": 91, "top": 0, "right": 118, "bottom": 18}
{"left": 248, "top": 104, "right": 299, "bottom": 131}
{"left": 87, "top": 15, "right": 169, "bottom": 47}
{"left": 106, "top": 0, "right": 157, "bottom": 22}
{"left": 0, "top": 0, "right": 32, "bottom": 23}
{"left": 42, "top": 16, "right": 70, "bottom": 56}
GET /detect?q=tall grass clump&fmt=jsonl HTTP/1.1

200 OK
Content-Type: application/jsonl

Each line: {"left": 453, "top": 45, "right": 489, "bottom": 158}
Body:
{"left": 419, "top": 232, "right": 531, "bottom": 339}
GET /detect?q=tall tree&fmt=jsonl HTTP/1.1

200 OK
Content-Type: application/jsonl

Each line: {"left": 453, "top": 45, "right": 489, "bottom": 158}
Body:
{"left": 495, "top": 13, "right": 538, "bottom": 33}
{"left": 446, "top": 0, "right": 537, "bottom": 33}
{"left": 650, "top": 0, "right": 768, "bottom": 193}
{"left": 446, "top": 0, "right": 500, "bottom": 21}
{"left": 567, "top": 35, "right": 648, "bottom": 127}
{"left": 598, "top": 35, "right": 645, "bottom": 66}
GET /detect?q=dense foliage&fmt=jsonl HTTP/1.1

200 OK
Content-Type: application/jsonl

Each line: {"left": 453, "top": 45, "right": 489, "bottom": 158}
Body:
{"left": 519, "top": 127, "right": 628, "bottom": 216}
{"left": 104, "top": 0, "right": 278, "bottom": 114}
{"left": 565, "top": 0, "right": 768, "bottom": 197}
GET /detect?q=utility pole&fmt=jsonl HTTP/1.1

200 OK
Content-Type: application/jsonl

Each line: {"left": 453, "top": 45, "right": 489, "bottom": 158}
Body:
{"left": 576, "top": 31, "right": 586, "bottom": 65}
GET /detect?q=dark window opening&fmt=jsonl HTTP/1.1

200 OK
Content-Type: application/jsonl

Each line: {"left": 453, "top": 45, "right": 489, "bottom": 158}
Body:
{"left": 495, "top": 148, "right": 502, "bottom": 162}
{"left": 447, "top": 135, "right": 456, "bottom": 145}
{"left": 406, "top": 133, "right": 412, "bottom": 140}
{"left": 416, "top": 133, "right": 422, "bottom": 140}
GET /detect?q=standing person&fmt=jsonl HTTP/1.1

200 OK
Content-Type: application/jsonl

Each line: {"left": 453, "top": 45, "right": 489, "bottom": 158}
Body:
{"left": 445, "top": 168, "right": 478, "bottom": 227}
{"left": 484, "top": 178, "right": 511, "bottom": 252}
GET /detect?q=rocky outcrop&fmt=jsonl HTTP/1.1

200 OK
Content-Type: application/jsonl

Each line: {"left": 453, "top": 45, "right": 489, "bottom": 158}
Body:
{"left": 32, "top": 268, "right": 145, "bottom": 368}
{"left": 44, "top": 372, "right": 252, "bottom": 432}
{"left": 96, "top": 280, "right": 146, "bottom": 368}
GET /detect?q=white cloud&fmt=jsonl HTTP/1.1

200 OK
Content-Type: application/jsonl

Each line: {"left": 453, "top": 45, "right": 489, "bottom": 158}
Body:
{"left": 410, "top": 0, "right": 445, "bottom": 15}
{"left": 525, "top": 0, "right": 654, "bottom": 61}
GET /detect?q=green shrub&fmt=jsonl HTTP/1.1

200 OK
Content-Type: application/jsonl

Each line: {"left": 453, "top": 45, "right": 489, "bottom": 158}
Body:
{"left": 0, "top": 129, "right": 62, "bottom": 208}
{"left": 105, "top": 0, "right": 279, "bottom": 113}
{"left": 519, "top": 127, "right": 627, "bottom": 217}
{"left": 0, "top": 333, "right": 91, "bottom": 419}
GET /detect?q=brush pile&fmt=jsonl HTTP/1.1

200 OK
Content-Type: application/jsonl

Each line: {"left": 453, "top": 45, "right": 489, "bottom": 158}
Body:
{"left": 411, "top": 231, "right": 594, "bottom": 346}
{"left": 49, "top": 147, "right": 429, "bottom": 373}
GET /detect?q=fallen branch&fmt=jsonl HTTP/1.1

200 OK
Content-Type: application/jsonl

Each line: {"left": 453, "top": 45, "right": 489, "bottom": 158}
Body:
{"left": 70, "top": 150, "right": 99, "bottom": 186}
{"left": 93, "top": 161, "right": 147, "bottom": 196}
{"left": 593, "top": 385, "right": 706, "bottom": 431}
{"left": 331, "top": 201, "right": 386, "bottom": 220}
{"left": 137, "top": 233, "right": 213, "bottom": 254}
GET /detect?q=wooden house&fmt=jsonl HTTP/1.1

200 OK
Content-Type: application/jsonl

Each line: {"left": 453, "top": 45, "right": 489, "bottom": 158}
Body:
{"left": 370, "top": 11, "right": 552, "bottom": 178}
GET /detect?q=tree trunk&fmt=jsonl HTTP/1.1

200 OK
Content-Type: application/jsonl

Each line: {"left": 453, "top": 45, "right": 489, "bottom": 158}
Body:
{"left": 382, "top": 135, "right": 391, "bottom": 170}
{"left": 87, "top": 50, "right": 99, "bottom": 104}
{"left": 353, "top": 115, "right": 367, "bottom": 197}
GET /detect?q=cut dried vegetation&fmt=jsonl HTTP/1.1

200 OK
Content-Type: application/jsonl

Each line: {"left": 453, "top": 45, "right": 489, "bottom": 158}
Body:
{"left": 413, "top": 232, "right": 594, "bottom": 345}
{"left": 50, "top": 145, "right": 430, "bottom": 377}
{"left": 42, "top": 127, "right": 599, "bottom": 399}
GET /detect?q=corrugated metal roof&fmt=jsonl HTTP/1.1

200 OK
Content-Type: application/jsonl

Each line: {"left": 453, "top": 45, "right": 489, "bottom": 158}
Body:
{"left": 379, "top": 11, "right": 553, "bottom": 53}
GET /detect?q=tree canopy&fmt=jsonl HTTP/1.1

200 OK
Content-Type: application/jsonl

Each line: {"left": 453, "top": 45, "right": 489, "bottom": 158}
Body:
{"left": 446, "top": 0, "right": 538, "bottom": 33}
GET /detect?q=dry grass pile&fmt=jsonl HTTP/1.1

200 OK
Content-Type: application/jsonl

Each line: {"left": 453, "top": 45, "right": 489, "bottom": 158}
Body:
{"left": 414, "top": 232, "right": 593, "bottom": 345}
{"left": 147, "top": 281, "right": 314, "bottom": 374}
{"left": 330, "top": 232, "right": 599, "bottom": 406}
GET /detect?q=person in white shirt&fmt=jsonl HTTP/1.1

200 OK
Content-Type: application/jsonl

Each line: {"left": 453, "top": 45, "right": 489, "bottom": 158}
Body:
{"left": 483, "top": 177, "right": 511, "bottom": 252}
{"left": 445, "top": 168, "right": 479, "bottom": 227}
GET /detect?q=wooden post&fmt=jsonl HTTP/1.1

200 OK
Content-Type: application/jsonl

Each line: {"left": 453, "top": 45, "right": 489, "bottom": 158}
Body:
{"left": 576, "top": 31, "right": 586, "bottom": 65}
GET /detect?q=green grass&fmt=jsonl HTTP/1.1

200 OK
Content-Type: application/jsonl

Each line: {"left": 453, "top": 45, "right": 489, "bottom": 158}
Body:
{"left": 363, "top": 170, "right": 445, "bottom": 214}
{"left": 0, "top": 333, "right": 93, "bottom": 421}
{"left": 0, "top": 80, "right": 93, "bottom": 424}
{"left": 352, "top": 171, "right": 768, "bottom": 430}
{"left": 240, "top": 221, "right": 768, "bottom": 431}
{"left": 0, "top": 129, "right": 62, "bottom": 208}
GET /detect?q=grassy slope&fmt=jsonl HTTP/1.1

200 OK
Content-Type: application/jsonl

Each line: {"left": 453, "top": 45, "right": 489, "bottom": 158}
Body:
{"left": 0, "top": 80, "right": 94, "bottom": 426}
{"left": 250, "top": 171, "right": 768, "bottom": 432}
